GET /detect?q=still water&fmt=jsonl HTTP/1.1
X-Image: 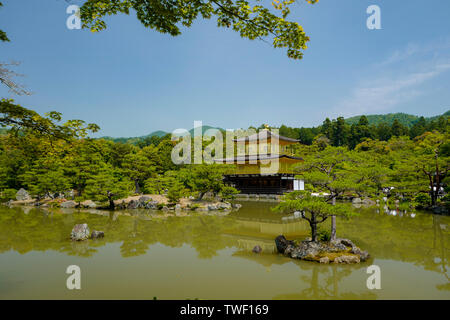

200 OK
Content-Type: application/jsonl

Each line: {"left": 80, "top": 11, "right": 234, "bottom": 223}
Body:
{"left": 0, "top": 202, "right": 449, "bottom": 299}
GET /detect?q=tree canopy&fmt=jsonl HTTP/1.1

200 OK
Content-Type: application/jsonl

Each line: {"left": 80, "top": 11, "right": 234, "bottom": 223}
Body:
{"left": 80, "top": 0, "right": 318, "bottom": 60}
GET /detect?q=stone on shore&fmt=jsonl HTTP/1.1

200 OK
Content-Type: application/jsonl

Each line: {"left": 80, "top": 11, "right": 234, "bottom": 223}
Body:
{"left": 16, "top": 188, "right": 31, "bottom": 201}
{"left": 139, "top": 196, "right": 152, "bottom": 204}
{"left": 71, "top": 223, "right": 90, "bottom": 241}
{"left": 81, "top": 200, "right": 97, "bottom": 208}
{"left": 61, "top": 200, "right": 77, "bottom": 208}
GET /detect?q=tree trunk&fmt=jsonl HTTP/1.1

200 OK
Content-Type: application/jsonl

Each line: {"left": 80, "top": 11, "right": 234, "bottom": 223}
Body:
{"left": 330, "top": 215, "right": 336, "bottom": 241}
{"left": 197, "top": 191, "right": 205, "bottom": 201}
{"left": 330, "top": 197, "right": 337, "bottom": 241}
{"left": 134, "top": 179, "right": 141, "bottom": 194}
{"left": 310, "top": 213, "right": 317, "bottom": 242}
{"left": 107, "top": 191, "right": 115, "bottom": 210}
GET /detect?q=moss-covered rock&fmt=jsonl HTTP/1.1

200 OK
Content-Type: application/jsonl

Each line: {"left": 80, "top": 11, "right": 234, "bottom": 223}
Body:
{"left": 275, "top": 235, "right": 369, "bottom": 264}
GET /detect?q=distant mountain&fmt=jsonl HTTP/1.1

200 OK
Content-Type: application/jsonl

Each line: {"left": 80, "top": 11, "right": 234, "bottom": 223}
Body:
{"left": 99, "top": 125, "right": 224, "bottom": 144}
{"left": 345, "top": 110, "right": 449, "bottom": 127}
{"left": 100, "top": 130, "right": 169, "bottom": 144}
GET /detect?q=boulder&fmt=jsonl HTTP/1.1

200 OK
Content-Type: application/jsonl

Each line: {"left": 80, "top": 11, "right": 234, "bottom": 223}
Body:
{"left": 127, "top": 199, "right": 140, "bottom": 209}
{"left": 146, "top": 201, "right": 158, "bottom": 209}
{"left": 217, "top": 202, "right": 232, "bottom": 210}
{"left": 207, "top": 204, "right": 218, "bottom": 211}
{"left": 333, "top": 255, "right": 360, "bottom": 264}
{"left": 16, "top": 188, "right": 31, "bottom": 201}
{"left": 71, "top": 224, "right": 90, "bottom": 241}
{"left": 352, "top": 197, "right": 362, "bottom": 204}
{"left": 81, "top": 200, "right": 97, "bottom": 208}
{"left": 252, "top": 245, "right": 262, "bottom": 254}
{"left": 61, "top": 200, "right": 77, "bottom": 208}
{"left": 232, "top": 203, "right": 242, "bottom": 210}
{"left": 91, "top": 230, "right": 104, "bottom": 239}
{"left": 319, "top": 257, "right": 330, "bottom": 264}
{"left": 362, "top": 198, "right": 376, "bottom": 206}
{"left": 275, "top": 235, "right": 295, "bottom": 254}
{"left": 139, "top": 196, "right": 152, "bottom": 204}
{"left": 351, "top": 246, "right": 370, "bottom": 261}
{"left": 275, "top": 236, "right": 369, "bottom": 264}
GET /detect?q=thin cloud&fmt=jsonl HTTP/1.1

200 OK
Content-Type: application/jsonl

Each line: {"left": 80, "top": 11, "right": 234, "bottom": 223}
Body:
{"left": 335, "top": 41, "right": 450, "bottom": 117}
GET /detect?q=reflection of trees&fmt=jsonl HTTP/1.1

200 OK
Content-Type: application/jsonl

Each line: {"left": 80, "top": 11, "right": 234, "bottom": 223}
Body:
{"left": 432, "top": 215, "right": 449, "bottom": 291}
{"left": 0, "top": 207, "right": 236, "bottom": 259}
{"left": 336, "top": 207, "right": 450, "bottom": 275}
{"left": 0, "top": 204, "right": 449, "bottom": 285}
{"left": 120, "top": 216, "right": 149, "bottom": 257}
{"left": 273, "top": 264, "right": 378, "bottom": 300}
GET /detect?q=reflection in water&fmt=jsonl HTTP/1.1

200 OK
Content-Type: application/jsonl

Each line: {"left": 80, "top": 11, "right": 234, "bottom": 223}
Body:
{"left": 0, "top": 201, "right": 449, "bottom": 299}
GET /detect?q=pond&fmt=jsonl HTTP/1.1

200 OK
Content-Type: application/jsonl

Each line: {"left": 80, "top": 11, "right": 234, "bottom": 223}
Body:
{"left": 0, "top": 201, "right": 449, "bottom": 299}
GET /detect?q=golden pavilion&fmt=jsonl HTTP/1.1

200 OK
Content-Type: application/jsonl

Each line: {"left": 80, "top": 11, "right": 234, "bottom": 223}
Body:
{"left": 214, "top": 129, "right": 304, "bottom": 194}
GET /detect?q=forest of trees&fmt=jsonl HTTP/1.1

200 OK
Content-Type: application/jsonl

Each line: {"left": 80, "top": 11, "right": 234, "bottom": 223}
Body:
{"left": 1, "top": 98, "right": 449, "bottom": 213}
{"left": 278, "top": 113, "right": 449, "bottom": 147}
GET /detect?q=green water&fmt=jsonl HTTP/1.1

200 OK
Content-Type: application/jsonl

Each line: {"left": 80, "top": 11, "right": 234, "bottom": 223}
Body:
{"left": 0, "top": 202, "right": 449, "bottom": 299}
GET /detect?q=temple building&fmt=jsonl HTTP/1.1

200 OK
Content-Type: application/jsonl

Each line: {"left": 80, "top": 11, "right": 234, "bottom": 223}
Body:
{"left": 215, "top": 129, "right": 304, "bottom": 195}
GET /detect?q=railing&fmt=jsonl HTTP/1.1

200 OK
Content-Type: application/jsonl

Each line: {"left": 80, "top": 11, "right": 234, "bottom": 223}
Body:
{"left": 236, "top": 187, "right": 290, "bottom": 195}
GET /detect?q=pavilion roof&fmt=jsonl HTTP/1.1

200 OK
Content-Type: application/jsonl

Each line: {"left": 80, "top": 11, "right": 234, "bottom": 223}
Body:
{"left": 233, "top": 130, "right": 300, "bottom": 143}
{"left": 214, "top": 153, "right": 302, "bottom": 163}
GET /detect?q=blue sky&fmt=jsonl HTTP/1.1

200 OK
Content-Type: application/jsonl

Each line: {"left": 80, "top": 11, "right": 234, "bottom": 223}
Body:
{"left": 1, "top": 0, "right": 449, "bottom": 137}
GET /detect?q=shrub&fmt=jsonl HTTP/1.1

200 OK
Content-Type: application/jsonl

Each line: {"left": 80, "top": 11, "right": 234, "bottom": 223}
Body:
{"left": 413, "top": 193, "right": 431, "bottom": 208}
{"left": 0, "top": 188, "right": 17, "bottom": 202}
{"left": 220, "top": 186, "right": 239, "bottom": 201}
{"left": 167, "top": 182, "right": 185, "bottom": 204}
{"left": 310, "top": 228, "right": 331, "bottom": 242}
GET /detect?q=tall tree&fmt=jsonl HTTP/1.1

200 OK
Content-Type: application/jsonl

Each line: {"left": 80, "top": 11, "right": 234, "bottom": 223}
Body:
{"left": 84, "top": 166, "right": 132, "bottom": 210}
{"left": 274, "top": 192, "right": 353, "bottom": 242}
{"left": 122, "top": 151, "right": 155, "bottom": 193}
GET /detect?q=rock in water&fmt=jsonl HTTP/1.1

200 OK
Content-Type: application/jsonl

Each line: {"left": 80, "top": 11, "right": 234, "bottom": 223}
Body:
{"left": 275, "top": 235, "right": 294, "bottom": 254}
{"left": 71, "top": 224, "right": 90, "bottom": 241}
{"left": 16, "top": 188, "right": 31, "bottom": 201}
{"left": 333, "top": 255, "right": 360, "bottom": 264}
{"left": 91, "top": 230, "right": 104, "bottom": 239}
{"left": 319, "top": 257, "right": 330, "bottom": 264}
{"left": 252, "top": 245, "right": 262, "bottom": 253}
{"left": 274, "top": 236, "right": 369, "bottom": 264}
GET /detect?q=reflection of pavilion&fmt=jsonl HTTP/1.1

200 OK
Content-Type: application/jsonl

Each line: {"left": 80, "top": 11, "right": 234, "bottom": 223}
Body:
{"left": 222, "top": 215, "right": 310, "bottom": 254}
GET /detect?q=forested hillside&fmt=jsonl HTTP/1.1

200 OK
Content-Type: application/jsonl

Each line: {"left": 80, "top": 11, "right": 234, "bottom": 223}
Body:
{"left": 345, "top": 110, "right": 450, "bottom": 127}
